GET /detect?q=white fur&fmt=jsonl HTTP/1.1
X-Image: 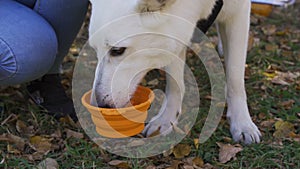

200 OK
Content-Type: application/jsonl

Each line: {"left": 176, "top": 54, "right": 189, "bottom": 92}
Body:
{"left": 89, "top": 0, "right": 261, "bottom": 144}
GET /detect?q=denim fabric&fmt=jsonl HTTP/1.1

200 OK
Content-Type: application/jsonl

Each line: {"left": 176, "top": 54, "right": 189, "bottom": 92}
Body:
{"left": 33, "top": 0, "right": 89, "bottom": 73}
{"left": 15, "top": 0, "right": 36, "bottom": 8}
{"left": 0, "top": 0, "right": 57, "bottom": 85}
{"left": 0, "top": 0, "right": 89, "bottom": 85}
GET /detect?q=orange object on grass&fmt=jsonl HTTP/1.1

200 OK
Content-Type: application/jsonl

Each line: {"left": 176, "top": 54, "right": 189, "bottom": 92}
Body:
{"left": 251, "top": 3, "right": 273, "bottom": 17}
{"left": 81, "top": 86, "right": 155, "bottom": 138}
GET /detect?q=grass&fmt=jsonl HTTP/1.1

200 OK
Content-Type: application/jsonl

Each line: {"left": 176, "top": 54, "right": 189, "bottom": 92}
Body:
{"left": 1, "top": 2, "right": 300, "bottom": 169}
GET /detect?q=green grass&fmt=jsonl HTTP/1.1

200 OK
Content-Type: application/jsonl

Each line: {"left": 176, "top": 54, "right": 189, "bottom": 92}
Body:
{"left": 1, "top": 4, "right": 300, "bottom": 169}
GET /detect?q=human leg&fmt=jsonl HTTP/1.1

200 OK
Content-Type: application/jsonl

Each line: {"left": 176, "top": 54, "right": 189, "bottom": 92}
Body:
{"left": 0, "top": 0, "right": 58, "bottom": 85}
{"left": 33, "top": 0, "right": 89, "bottom": 73}
{"left": 26, "top": 0, "right": 89, "bottom": 120}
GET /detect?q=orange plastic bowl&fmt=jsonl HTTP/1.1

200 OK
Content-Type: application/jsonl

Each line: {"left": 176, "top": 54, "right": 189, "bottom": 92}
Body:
{"left": 251, "top": 3, "right": 273, "bottom": 17}
{"left": 81, "top": 86, "right": 155, "bottom": 138}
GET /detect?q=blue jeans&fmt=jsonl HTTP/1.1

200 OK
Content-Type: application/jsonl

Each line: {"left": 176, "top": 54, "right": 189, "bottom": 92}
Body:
{"left": 0, "top": 0, "right": 89, "bottom": 85}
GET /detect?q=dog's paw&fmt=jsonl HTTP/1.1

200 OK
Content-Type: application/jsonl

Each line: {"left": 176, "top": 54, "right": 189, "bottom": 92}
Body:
{"left": 142, "top": 118, "right": 174, "bottom": 137}
{"left": 230, "top": 119, "right": 261, "bottom": 144}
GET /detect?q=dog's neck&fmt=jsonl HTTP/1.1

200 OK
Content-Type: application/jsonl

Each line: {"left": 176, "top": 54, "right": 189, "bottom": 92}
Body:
{"left": 166, "top": 0, "right": 217, "bottom": 25}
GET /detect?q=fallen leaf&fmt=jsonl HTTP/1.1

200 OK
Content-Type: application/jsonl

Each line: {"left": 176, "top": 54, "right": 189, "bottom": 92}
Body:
{"left": 261, "top": 25, "right": 277, "bottom": 35}
{"left": 29, "top": 136, "right": 53, "bottom": 154}
{"left": 263, "top": 72, "right": 277, "bottom": 79}
{"left": 7, "top": 144, "right": 21, "bottom": 154}
{"left": 260, "top": 119, "right": 276, "bottom": 128}
{"left": 0, "top": 133, "right": 25, "bottom": 150}
{"left": 127, "top": 139, "right": 145, "bottom": 147}
{"left": 173, "top": 144, "right": 191, "bottom": 158}
{"left": 183, "top": 165, "right": 194, "bottom": 169}
{"left": 16, "top": 120, "right": 34, "bottom": 136}
{"left": 194, "top": 139, "right": 199, "bottom": 149}
{"left": 148, "top": 79, "right": 159, "bottom": 86}
{"left": 59, "top": 116, "right": 78, "bottom": 128}
{"left": 171, "top": 123, "right": 185, "bottom": 135}
{"left": 193, "top": 157, "right": 204, "bottom": 168}
{"left": 170, "top": 160, "right": 183, "bottom": 169}
{"left": 1, "top": 114, "right": 17, "bottom": 126}
{"left": 108, "top": 160, "right": 130, "bottom": 169}
{"left": 278, "top": 100, "right": 295, "bottom": 110}
{"left": 147, "top": 128, "right": 161, "bottom": 138}
{"left": 265, "top": 44, "right": 278, "bottom": 51}
{"left": 217, "top": 142, "right": 243, "bottom": 164}
{"left": 273, "top": 121, "right": 295, "bottom": 138}
{"left": 271, "top": 71, "right": 300, "bottom": 86}
{"left": 145, "top": 165, "right": 156, "bottom": 169}
{"left": 36, "top": 158, "right": 59, "bottom": 169}
{"left": 65, "top": 129, "right": 84, "bottom": 139}
{"left": 26, "top": 152, "right": 45, "bottom": 161}
{"left": 258, "top": 112, "right": 267, "bottom": 120}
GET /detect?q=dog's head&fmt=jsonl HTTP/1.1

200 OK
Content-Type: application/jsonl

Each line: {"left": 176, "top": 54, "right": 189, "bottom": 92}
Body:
{"left": 88, "top": 0, "right": 199, "bottom": 108}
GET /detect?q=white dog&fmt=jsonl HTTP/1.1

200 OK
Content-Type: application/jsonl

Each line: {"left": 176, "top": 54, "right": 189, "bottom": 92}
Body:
{"left": 88, "top": 0, "right": 261, "bottom": 144}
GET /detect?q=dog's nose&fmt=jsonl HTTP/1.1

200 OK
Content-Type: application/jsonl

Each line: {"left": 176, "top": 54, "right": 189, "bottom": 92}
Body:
{"left": 96, "top": 102, "right": 113, "bottom": 108}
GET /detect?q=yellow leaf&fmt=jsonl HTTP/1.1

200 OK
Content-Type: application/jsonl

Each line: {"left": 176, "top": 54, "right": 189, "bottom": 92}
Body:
{"left": 173, "top": 144, "right": 191, "bottom": 159}
{"left": 192, "top": 157, "right": 204, "bottom": 168}
{"left": 263, "top": 72, "right": 277, "bottom": 79}
{"left": 273, "top": 121, "right": 295, "bottom": 139}
{"left": 29, "top": 136, "right": 53, "bottom": 154}
{"left": 194, "top": 139, "right": 199, "bottom": 149}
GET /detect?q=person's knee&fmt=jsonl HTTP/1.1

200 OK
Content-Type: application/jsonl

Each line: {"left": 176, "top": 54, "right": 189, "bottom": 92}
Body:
{"left": 0, "top": 0, "right": 58, "bottom": 85}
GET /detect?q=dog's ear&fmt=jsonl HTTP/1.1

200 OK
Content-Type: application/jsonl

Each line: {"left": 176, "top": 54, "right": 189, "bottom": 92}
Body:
{"left": 136, "top": 0, "right": 176, "bottom": 12}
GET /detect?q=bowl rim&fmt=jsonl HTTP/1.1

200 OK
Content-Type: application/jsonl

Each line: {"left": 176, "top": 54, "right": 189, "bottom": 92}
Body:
{"left": 81, "top": 86, "right": 155, "bottom": 115}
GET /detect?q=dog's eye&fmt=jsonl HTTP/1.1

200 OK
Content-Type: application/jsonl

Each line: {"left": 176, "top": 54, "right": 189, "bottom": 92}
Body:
{"left": 109, "top": 47, "right": 127, "bottom": 57}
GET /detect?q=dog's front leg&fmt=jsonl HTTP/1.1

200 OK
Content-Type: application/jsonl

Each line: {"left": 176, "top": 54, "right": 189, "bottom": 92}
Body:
{"left": 143, "top": 49, "right": 186, "bottom": 137}
{"left": 217, "top": 2, "right": 261, "bottom": 144}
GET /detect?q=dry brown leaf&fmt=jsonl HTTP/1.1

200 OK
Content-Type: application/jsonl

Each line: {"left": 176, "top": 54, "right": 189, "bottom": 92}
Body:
{"left": 265, "top": 44, "right": 278, "bottom": 51}
{"left": 173, "top": 144, "right": 191, "bottom": 159}
{"left": 65, "top": 129, "right": 84, "bottom": 139}
{"left": 148, "top": 79, "right": 159, "bottom": 86}
{"left": 59, "top": 116, "right": 78, "bottom": 128}
{"left": 36, "top": 158, "right": 59, "bottom": 169}
{"left": 261, "top": 25, "right": 277, "bottom": 35}
{"left": 0, "top": 133, "right": 25, "bottom": 150}
{"left": 217, "top": 142, "right": 243, "bottom": 164}
{"left": 170, "top": 160, "right": 183, "bottom": 169}
{"left": 258, "top": 112, "right": 267, "bottom": 120}
{"left": 273, "top": 121, "right": 295, "bottom": 138}
{"left": 145, "top": 165, "right": 156, "bottom": 169}
{"left": 278, "top": 100, "right": 295, "bottom": 110}
{"left": 260, "top": 119, "right": 276, "bottom": 128}
{"left": 26, "top": 152, "right": 45, "bottom": 161}
{"left": 271, "top": 71, "right": 300, "bottom": 86}
{"left": 247, "top": 32, "right": 254, "bottom": 51}
{"left": 29, "top": 136, "right": 53, "bottom": 154}
{"left": 7, "top": 144, "right": 21, "bottom": 154}
{"left": 183, "top": 165, "right": 194, "bottom": 169}
{"left": 1, "top": 114, "right": 17, "bottom": 126}
{"left": 203, "top": 163, "right": 216, "bottom": 169}
{"left": 171, "top": 123, "right": 185, "bottom": 135}
{"left": 127, "top": 139, "right": 145, "bottom": 147}
{"left": 147, "top": 128, "right": 161, "bottom": 138}
{"left": 16, "top": 120, "right": 34, "bottom": 136}
{"left": 108, "top": 160, "right": 130, "bottom": 169}
{"left": 193, "top": 157, "right": 204, "bottom": 168}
